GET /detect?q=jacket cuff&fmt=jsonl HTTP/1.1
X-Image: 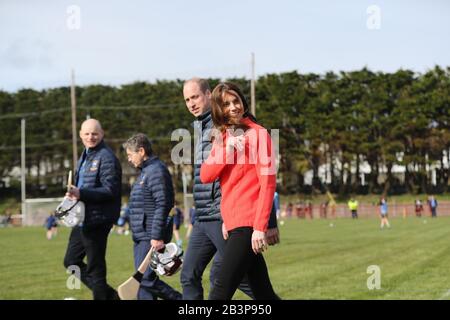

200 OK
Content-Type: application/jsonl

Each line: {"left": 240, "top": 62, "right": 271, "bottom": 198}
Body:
{"left": 79, "top": 188, "right": 86, "bottom": 202}
{"left": 268, "top": 205, "right": 278, "bottom": 229}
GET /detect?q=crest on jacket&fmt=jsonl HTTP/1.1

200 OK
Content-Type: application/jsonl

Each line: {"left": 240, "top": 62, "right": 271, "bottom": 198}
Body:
{"left": 89, "top": 159, "right": 99, "bottom": 172}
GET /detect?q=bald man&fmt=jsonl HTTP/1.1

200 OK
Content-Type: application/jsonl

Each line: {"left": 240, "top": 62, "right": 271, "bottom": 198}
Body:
{"left": 63, "top": 119, "right": 122, "bottom": 300}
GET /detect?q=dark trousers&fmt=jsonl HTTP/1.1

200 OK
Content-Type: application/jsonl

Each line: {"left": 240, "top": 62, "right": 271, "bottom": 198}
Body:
{"left": 351, "top": 210, "right": 358, "bottom": 219}
{"left": 431, "top": 208, "right": 437, "bottom": 217}
{"left": 63, "top": 224, "right": 118, "bottom": 300}
{"left": 180, "top": 220, "right": 254, "bottom": 300}
{"left": 133, "top": 240, "right": 182, "bottom": 300}
{"left": 209, "top": 227, "right": 279, "bottom": 300}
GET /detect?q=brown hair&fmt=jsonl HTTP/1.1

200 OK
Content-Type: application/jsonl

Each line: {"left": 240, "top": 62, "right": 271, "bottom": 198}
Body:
{"left": 210, "top": 82, "right": 256, "bottom": 133}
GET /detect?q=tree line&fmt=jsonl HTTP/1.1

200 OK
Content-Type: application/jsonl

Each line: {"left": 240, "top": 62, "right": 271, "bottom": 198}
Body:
{"left": 1, "top": 66, "right": 449, "bottom": 199}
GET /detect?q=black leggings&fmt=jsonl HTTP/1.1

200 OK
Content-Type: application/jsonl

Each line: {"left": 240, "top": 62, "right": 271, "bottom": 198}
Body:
{"left": 209, "top": 227, "right": 279, "bottom": 300}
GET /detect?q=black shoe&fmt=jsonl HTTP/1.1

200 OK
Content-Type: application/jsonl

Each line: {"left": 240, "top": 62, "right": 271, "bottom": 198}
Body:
{"left": 108, "top": 288, "right": 121, "bottom": 300}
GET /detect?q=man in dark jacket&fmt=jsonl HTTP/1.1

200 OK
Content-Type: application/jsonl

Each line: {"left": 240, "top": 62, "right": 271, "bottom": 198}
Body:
{"left": 181, "top": 78, "right": 280, "bottom": 300}
{"left": 123, "top": 133, "right": 182, "bottom": 300}
{"left": 64, "top": 118, "right": 121, "bottom": 300}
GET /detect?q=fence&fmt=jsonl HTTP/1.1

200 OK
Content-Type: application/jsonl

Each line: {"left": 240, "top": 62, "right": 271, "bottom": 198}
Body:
{"left": 282, "top": 201, "right": 450, "bottom": 219}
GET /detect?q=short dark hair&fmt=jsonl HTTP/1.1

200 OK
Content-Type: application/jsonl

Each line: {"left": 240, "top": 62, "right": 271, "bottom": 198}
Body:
{"left": 123, "top": 133, "right": 153, "bottom": 156}
{"left": 184, "top": 78, "right": 211, "bottom": 94}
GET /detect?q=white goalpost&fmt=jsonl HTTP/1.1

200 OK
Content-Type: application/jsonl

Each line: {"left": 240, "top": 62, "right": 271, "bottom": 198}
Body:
{"left": 23, "top": 197, "right": 64, "bottom": 226}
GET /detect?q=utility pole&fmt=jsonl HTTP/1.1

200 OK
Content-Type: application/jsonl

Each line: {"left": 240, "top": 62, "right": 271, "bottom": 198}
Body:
{"left": 70, "top": 69, "right": 78, "bottom": 170}
{"left": 250, "top": 52, "right": 256, "bottom": 116}
{"left": 21, "top": 118, "right": 26, "bottom": 225}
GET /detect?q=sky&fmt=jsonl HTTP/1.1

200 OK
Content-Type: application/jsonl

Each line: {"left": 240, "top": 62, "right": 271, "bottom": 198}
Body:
{"left": 0, "top": 0, "right": 449, "bottom": 92}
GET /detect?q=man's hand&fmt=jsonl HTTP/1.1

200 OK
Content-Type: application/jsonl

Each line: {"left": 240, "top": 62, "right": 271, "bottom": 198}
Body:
{"left": 66, "top": 186, "right": 80, "bottom": 200}
{"left": 266, "top": 227, "right": 280, "bottom": 246}
{"left": 251, "top": 230, "right": 268, "bottom": 255}
{"left": 222, "top": 223, "right": 228, "bottom": 240}
{"left": 151, "top": 239, "right": 165, "bottom": 252}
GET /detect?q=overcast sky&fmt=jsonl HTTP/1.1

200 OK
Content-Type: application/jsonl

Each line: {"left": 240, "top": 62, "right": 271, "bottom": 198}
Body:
{"left": 1, "top": 0, "right": 449, "bottom": 92}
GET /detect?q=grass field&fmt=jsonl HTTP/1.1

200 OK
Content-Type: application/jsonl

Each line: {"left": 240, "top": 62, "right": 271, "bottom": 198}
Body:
{"left": 1, "top": 216, "right": 450, "bottom": 300}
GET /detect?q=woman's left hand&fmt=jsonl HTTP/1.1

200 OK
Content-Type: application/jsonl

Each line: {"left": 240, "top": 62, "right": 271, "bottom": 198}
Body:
{"left": 251, "top": 230, "right": 268, "bottom": 254}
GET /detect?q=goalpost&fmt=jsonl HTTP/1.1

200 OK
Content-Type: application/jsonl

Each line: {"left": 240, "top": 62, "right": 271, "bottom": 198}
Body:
{"left": 23, "top": 197, "right": 64, "bottom": 226}
{"left": 182, "top": 170, "right": 194, "bottom": 225}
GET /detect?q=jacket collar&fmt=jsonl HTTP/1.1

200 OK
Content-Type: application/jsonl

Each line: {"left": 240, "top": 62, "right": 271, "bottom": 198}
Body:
{"left": 197, "top": 109, "right": 211, "bottom": 122}
{"left": 84, "top": 140, "right": 106, "bottom": 156}
{"left": 192, "top": 109, "right": 212, "bottom": 128}
{"left": 139, "top": 155, "right": 158, "bottom": 170}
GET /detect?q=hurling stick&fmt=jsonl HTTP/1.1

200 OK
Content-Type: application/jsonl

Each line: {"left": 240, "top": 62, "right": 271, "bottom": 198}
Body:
{"left": 118, "top": 247, "right": 154, "bottom": 300}
{"left": 67, "top": 170, "right": 72, "bottom": 192}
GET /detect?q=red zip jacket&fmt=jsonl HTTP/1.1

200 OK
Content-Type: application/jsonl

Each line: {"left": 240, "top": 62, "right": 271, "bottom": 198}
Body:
{"left": 200, "top": 117, "right": 276, "bottom": 232}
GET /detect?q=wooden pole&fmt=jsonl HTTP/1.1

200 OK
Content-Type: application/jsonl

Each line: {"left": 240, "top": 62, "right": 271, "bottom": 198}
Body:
{"left": 70, "top": 69, "right": 78, "bottom": 170}
{"left": 251, "top": 52, "right": 256, "bottom": 116}
{"left": 21, "top": 119, "right": 26, "bottom": 225}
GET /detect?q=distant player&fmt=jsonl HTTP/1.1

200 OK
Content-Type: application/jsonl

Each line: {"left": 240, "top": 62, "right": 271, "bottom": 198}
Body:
{"left": 172, "top": 202, "right": 184, "bottom": 247}
{"left": 113, "top": 203, "right": 130, "bottom": 235}
{"left": 273, "top": 191, "right": 281, "bottom": 219}
{"left": 348, "top": 197, "right": 358, "bottom": 219}
{"left": 428, "top": 195, "right": 438, "bottom": 218}
{"left": 414, "top": 199, "right": 423, "bottom": 218}
{"left": 45, "top": 213, "right": 58, "bottom": 240}
{"left": 185, "top": 205, "right": 196, "bottom": 240}
{"left": 379, "top": 197, "right": 391, "bottom": 229}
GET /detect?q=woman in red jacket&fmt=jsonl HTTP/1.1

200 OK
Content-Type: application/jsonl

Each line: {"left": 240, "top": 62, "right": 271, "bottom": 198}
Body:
{"left": 200, "top": 82, "right": 279, "bottom": 300}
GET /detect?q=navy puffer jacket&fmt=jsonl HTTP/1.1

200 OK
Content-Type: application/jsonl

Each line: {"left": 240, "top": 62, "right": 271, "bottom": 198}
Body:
{"left": 76, "top": 140, "right": 122, "bottom": 227}
{"left": 128, "top": 156, "right": 174, "bottom": 243}
{"left": 193, "top": 111, "right": 222, "bottom": 222}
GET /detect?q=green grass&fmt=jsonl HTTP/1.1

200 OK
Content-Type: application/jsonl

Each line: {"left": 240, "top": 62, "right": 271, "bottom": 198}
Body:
{"left": 1, "top": 217, "right": 450, "bottom": 300}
